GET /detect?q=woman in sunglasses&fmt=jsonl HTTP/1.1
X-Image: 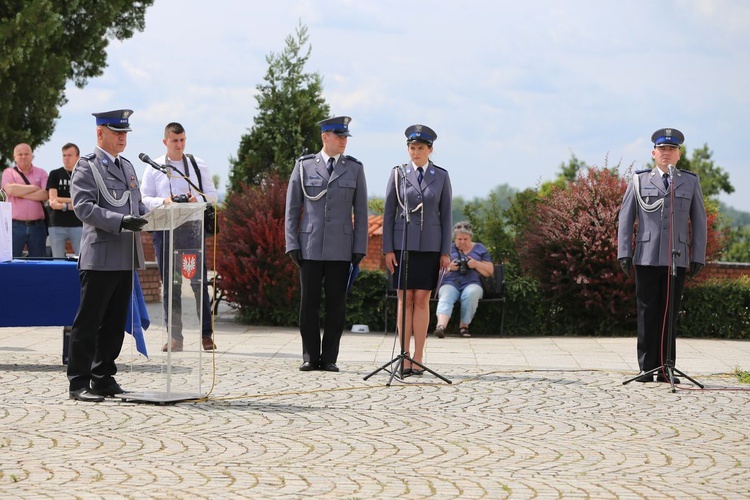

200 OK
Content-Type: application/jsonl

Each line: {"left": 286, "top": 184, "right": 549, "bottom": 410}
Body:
{"left": 432, "top": 222, "right": 494, "bottom": 338}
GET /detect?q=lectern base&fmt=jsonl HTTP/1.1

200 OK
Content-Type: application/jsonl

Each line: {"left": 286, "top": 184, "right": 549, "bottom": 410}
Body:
{"left": 120, "top": 391, "right": 205, "bottom": 405}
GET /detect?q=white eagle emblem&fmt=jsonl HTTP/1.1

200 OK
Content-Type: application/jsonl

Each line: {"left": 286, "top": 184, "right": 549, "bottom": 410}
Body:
{"left": 182, "top": 254, "right": 197, "bottom": 279}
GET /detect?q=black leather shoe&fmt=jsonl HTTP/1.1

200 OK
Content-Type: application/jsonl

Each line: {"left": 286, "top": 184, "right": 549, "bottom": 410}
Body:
{"left": 411, "top": 368, "right": 425, "bottom": 376}
{"left": 69, "top": 388, "right": 105, "bottom": 402}
{"left": 90, "top": 380, "right": 127, "bottom": 397}
{"left": 320, "top": 362, "right": 339, "bottom": 372}
{"left": 299, "top": 361, "right": 318, "bottom": 371}
{"left": 656, "top": 374, "right": 680, "bottom": 384}
{"left": 401, "top": 368, "right": 413, "bottom": 376}
{"left": 634, "top": 372, "right": 653, "bottom": 383}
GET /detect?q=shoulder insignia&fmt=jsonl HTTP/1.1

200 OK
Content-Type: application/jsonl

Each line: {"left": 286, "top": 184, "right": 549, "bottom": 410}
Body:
{"left": 680, "top": 170, "right": 697, "bottom": 177}
{"left": 344, "top": 155, "right": 362, "bottom": 165}
{"left": 82, "top": 153, "right": 96, "bottom": 160}
{"left": 297, "top": 153, "right": 315, "bottom": 162}
{"left": 430, "top": 163, "right": 446, "bottom": 172}
{"left": 634, "top": 168, "right": 651, "bottom": 174}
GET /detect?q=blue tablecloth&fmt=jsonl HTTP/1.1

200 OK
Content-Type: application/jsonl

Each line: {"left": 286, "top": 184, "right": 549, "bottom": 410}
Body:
{"left": 0, "top": 259, "right": 80, "bottom": 327}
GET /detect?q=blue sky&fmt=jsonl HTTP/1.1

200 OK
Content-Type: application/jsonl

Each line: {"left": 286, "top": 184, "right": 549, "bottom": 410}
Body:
{"left": 32, "top": 0, "right": 750, "bottom": 210}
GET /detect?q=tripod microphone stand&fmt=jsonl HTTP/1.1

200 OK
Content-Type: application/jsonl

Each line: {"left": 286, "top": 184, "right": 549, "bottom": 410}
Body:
{"left": 364, "top": 166, "right": 451, "bottom": 386}
{"left": 623, "top": 165, "right": 703, "bottom": 392}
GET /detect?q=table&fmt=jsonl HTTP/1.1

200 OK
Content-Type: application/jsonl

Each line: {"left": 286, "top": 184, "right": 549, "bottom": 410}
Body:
{"left": 0, "top": 259, "right": 80, "bottom": 327}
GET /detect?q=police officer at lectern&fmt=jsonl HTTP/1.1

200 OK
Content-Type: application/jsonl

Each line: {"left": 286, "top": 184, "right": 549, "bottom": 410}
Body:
{"left": 617, "top": 127, "right": 707, "bottom": 384}
{"left": 285, "top": 116, "right": 368, "bottom": 373}
{"left": 67, "top": 109, "right": 148, "bottom": 402}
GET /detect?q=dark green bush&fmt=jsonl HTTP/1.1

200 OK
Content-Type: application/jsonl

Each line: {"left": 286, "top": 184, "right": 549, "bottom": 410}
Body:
{"left": 345, "top": 269, "right": 387, "bottom": 332}
{"left": 680, "top": 276, "right": 750, "bottom": 339}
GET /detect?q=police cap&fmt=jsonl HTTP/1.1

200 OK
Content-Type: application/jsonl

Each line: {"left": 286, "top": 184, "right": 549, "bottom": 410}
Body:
{"left": 651, "top": 127, "right": 684, "bottom": 147}
{"left": 405, "top": 124, "right": 437, "bottom": 146}
{"left": 318, "top": 116, "right": 352, "bottom": 137}
{"left": 92, "top": 109, "right": 133, "bottom": 132}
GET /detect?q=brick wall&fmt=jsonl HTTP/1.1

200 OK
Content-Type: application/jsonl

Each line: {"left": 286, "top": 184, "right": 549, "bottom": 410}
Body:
{"left": 694, "top": 261, "right": 750, "bottom": 283}
{"left": 361, "top": 233, "right": 385, "bottom": 271}
{"left": 361, "top": 215, "right": 385, "bottom": 271}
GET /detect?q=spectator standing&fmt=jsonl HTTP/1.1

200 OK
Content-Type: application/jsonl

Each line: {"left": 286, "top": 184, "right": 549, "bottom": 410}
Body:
{"left": 46, "top": 143, "right": 83, "bottom": 257}
{"left": 140, "top": 122, "right": 219, "bottom": 352}
{"left": 1, "top": 143, "right": 49, "bottom": 257}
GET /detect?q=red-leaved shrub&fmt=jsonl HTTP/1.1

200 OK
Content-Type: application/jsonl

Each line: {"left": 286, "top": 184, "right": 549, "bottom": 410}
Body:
{"left": 517, "top": 167, "right": 726, "bottom": 334}
{"left": 215, "top": 174, "right": 299, "bottom": 325}
{"left": 517, "top": 168, "right": 634, "bottom": 334}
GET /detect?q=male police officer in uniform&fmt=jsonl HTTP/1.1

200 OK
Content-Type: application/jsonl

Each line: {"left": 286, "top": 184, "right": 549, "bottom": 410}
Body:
{"left": 67, "top": 109, "right": 148, "bottom": 402}
{"left": 285, "top": 116, "right": 368, "bottom": 372}
{"left": 618, "top": 127, "right": 707, "bottom": 384}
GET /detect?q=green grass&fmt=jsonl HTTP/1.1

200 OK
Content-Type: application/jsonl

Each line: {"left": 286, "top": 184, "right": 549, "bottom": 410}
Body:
{"left": 733, "top": 368, "right": 750, "bottom": 384}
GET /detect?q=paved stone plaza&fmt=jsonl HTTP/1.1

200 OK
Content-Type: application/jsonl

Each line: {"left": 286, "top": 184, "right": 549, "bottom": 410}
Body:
{"left": 1, "top": 312, "right": 749, "bottom": 498}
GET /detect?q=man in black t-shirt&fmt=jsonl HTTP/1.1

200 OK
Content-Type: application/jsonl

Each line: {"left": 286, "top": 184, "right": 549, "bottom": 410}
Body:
{"left": 46, "top": 143, "right": 83, "bottom": 258}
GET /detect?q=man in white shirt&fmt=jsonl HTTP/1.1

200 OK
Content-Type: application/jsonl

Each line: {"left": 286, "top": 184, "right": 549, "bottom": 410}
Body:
{"left": 140, "top": 122, "right": 220, "bottom": 352}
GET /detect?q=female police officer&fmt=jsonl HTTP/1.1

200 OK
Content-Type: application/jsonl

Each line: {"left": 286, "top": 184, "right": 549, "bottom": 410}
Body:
{"left": 383, "top": 124, "right": 452, "bottom": 375}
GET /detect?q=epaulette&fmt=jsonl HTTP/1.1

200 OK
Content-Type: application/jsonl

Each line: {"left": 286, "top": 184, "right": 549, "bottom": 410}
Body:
{"left": 345, "top": 155, "right": 362, "bottom": 165}
{"left": 82, "top": 153, "right": 96, "bottom": 160}
{"left": 430, "top": 163, "right": 447, "bottom": 172}
{"left": 681, "top": 170, "right": 698, "bottom": 177}
{"left": 297, "top": 153, "right": 315, "bottom": 162}
{"left": 634, "top": 168, "right": 651, "bottom": 174}
{"left": 120, "top": 155, "right": 130, "bottom": 164}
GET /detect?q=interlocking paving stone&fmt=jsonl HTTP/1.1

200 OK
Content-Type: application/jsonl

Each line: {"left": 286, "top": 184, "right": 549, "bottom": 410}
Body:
{"left": 1, "top": 323, "right": 749, "bottom": 498}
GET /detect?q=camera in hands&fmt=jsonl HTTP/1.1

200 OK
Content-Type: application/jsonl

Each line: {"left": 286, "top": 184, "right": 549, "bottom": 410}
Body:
{"left": 455, "top": 254, "right": 469, "bottom": 275}
{"left": 171, "top": 194, "right": 190, "bottom": 203}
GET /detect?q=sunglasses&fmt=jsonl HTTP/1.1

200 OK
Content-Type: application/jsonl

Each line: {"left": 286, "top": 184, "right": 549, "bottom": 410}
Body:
{"left": 454, "top": 223, "right": 472, "bottom": 230}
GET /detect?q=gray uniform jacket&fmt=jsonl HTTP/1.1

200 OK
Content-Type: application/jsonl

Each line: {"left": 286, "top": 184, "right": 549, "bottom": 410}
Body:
{"left": 382, "top": 161, "right": 452, "bottom": 254}
{"left": 71, "top": 150, "right": 147, "bottom": 271}
{"left": 285, "top": 152, "right": 368, "bottom": 261}
{"left": 617, "top": 167, "right": 707, "bottom": 268}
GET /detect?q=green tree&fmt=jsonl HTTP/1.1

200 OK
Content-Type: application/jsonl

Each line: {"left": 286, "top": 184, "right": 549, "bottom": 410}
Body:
{"left": 0, "top": 0, "right": 153, "bottom": 166}
{"left": 670, "top": 144, "right": 733, "bottom": 199}
{"left": 723, "top": 226, "right": 750, "bottom": 263}
{"left": 463, "top": 183, "right": 518, "bottom": 262}
{"left": 538, "top": 153, "right": 590, "bottom": 197}
{"left": 228, "top": 22, "right": 330, "bottom": 193}
{"left": 368, "top": 196, "right": 384, "bottom": 215}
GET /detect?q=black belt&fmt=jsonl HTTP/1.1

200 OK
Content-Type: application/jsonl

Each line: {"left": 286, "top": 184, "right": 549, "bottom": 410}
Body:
{"left": 12, "top": 219, "right": 45, "bottom": 225}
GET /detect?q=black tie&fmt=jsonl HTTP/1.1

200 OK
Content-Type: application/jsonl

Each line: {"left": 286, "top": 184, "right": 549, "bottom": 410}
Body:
{"left": 327, "top": 157, "right": 335, "bottom": 176}
{"left": 417, "top": 167, "right": 424, "bottom": 185}
{"left": 114, "top": 157, "right": 121, "bottom": 170}
{"left": 663, "top": 173, "right": 669, "bottom": 190}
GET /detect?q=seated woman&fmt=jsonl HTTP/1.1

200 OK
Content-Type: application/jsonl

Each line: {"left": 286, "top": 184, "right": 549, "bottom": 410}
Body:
{"left": 433, "top": 222, "right": 494, "bottom": 338}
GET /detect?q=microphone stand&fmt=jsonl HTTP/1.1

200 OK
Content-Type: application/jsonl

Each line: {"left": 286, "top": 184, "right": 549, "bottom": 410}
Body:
{"left": 623, "top": 166, "right": 703, "bottom": 392}
{"left": 364, "top": 167, "right": 451, "bottom": 386}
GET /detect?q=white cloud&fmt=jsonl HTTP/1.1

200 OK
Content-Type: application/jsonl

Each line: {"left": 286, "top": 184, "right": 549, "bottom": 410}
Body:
{"left": 28, "top": 0, "right": 750, "bottom": 212}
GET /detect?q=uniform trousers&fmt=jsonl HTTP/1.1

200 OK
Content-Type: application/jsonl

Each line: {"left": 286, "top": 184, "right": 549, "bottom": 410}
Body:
{"left": 298, "top": 260, "right": 350, "bottom": 364}
{"left": 635, "top": 265, "right": 686, "bottom": 372}
{"left": 67, "top": 270, "right": 132, "bottom": 391}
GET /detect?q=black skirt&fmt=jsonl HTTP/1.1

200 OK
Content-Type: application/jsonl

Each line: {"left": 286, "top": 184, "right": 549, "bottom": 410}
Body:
{"left": 390, "top": 251, "right": 441, "bottom": 291}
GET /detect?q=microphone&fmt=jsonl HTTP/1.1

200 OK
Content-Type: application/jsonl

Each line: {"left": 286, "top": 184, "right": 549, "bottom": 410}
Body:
{"left": 667, "top": 163, "right": 675, "bottom": 183}
{"left": 139, "top": 153, "right": 167, "bottom": 173}
{"left": 396, "top": 164, "right": 408, "bottom": 178}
